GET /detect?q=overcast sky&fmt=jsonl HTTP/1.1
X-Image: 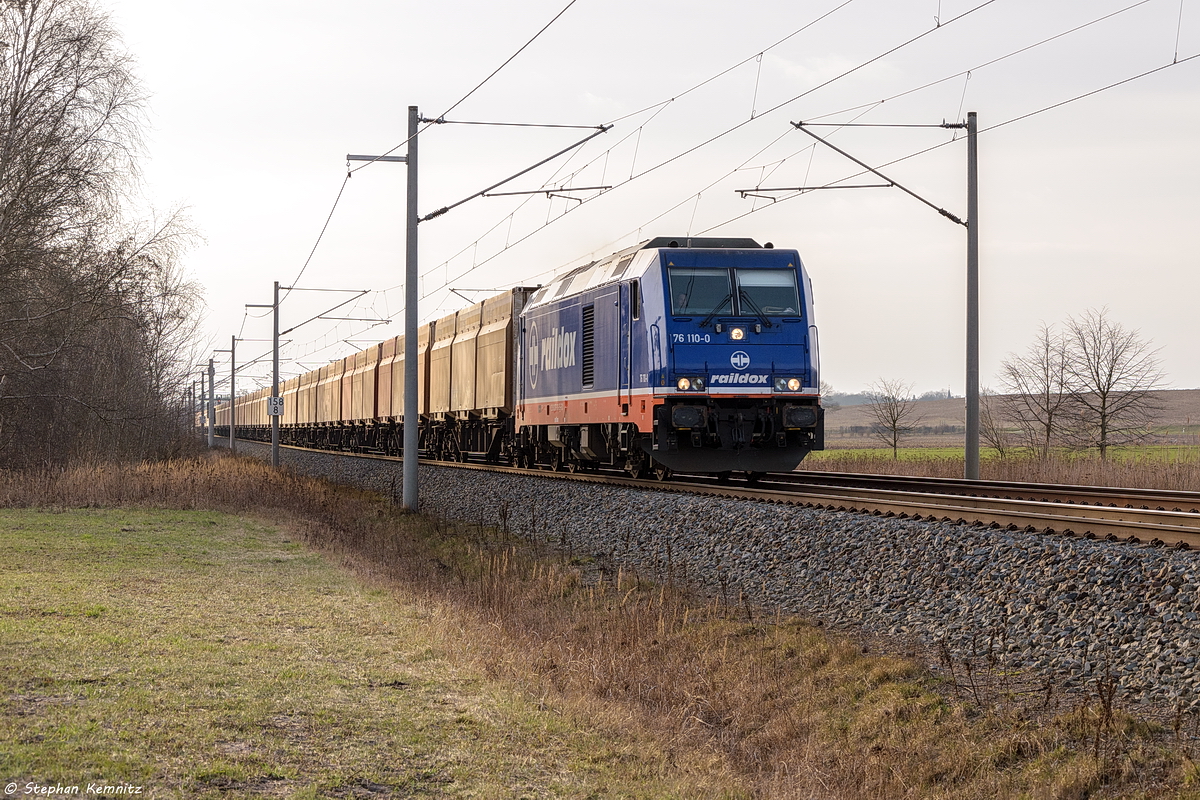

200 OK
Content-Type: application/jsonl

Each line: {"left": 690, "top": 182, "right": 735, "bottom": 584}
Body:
{"left": 107, "top": 0, "right": 1200, "bottom": 396}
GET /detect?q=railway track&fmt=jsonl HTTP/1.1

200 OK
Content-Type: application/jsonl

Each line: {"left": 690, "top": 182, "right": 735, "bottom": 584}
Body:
{"left": 675, "top": 472, "right": 1200, "bottom": 549}
{"left": 230, "top": 439, "right": 1200, "bottom": 550}
{"left": 770, "top": 470, "right": 1200, "bottom": 512}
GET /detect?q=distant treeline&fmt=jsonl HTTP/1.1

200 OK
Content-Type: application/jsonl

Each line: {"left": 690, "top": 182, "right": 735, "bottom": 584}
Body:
{"left": 825, "top": 389, "right": 957, "bottom": 407}
{"left": 831, "top": 425, "right": 966, "bottom": 437}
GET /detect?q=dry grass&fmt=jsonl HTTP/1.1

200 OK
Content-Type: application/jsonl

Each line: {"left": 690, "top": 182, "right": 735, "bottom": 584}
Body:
{"left": 4, "top": 454, "right": 1200, "bottom": 798}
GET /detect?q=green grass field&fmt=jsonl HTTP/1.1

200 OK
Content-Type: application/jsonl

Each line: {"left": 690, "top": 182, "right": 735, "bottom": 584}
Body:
{"left": 0, "top": 509, "right": 708, "bottom": 799}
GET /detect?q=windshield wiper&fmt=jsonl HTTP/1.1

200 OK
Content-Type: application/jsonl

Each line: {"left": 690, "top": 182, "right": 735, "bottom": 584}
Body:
{"left": 737, "top": 289, "right": 774, "bottom": 329}
{"left": 697, "top": 293, "right": 733, "bottom": 328}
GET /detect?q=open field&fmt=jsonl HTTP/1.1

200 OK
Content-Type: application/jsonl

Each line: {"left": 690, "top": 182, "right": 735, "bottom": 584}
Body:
{"left": 3, "top": 456, "right": 1200, "bottom": 798}
{"left": 823, "top": 388, "right": 1200, "bottom": 451}
{"left": 1, "top": 508, "right": 718, "bottom": 798}
{"left": 802, "top": 447, "right": 1200, "bottom": 491}
{"left": 811, "top": 388, "right": 1200, "bottom": 490}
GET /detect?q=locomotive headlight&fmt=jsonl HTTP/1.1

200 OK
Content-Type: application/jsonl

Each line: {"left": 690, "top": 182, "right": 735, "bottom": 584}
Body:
{"left": 774, "top": 377, "right": 787, "bottom": 392}
{"left": 730, "top": 327, "right": 746, "bottom": 341}
{"left": 788, "top": 378, "right": 802, "bottom": 391}
{"left": 676, "top": 377, "right": 692, "bottom": 391}
{"left": 694, "top": 377, "right": 705, "bottom": 391}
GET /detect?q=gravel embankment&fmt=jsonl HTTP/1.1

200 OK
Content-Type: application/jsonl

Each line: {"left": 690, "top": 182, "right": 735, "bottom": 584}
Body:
{"left": 229, "top": 441, "right": 1200, "bottom": 711}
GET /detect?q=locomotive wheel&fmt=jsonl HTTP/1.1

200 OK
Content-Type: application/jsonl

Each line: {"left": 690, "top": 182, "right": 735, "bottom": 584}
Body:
{"left": 653, "top": 465, "right": 672, "bottom": 482}
{"left": 716, "top": 471, "right": 733, "bottom": 485}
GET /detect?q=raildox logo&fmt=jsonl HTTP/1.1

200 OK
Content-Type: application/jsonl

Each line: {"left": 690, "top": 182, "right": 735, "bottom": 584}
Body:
{"left": 708, "top": 373, "right": 768, "bottom": 385}
{"left": 527, "top": 319, "right": 577, "bottom": 389}
{"left": 730, "top": 350, "right": 751, "bottom": 370}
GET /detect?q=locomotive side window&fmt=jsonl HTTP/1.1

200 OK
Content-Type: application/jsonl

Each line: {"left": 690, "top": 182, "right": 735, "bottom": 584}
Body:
{"left": 735, "top": 269, "right": 801, "bottom": 316}
{"left": 669, "top": 268, "right": 732, "bottom": 316}
{"left": 631, "top": 279, "right": 641, "bottom": 320}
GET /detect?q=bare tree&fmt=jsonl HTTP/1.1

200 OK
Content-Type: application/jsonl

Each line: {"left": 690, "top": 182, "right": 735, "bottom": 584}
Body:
{"left": 0, "top": 0, "right": 203, "bottom": 467}
{"left": 865, "top": 379, "right": 923, "bottom": 458}
{"left": 998, "top": 323, "right": 1073, "bottom": 458}
{"left": 1062, "top": 307, "right": 1164, "bottom": 458}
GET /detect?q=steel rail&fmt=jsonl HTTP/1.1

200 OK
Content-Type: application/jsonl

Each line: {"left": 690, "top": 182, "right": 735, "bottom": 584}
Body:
{"left": 749, "top": 471, "right": 1200, "bottom": 513}
{"left": 679, "top": 481, "right": 1200, "bottom": 548}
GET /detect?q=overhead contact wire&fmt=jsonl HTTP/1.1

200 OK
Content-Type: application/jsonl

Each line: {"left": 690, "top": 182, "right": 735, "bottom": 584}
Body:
{"left": 284, "top": 172, "right": 351, "bottom": 300}
{"left": 698, "top": 51, "right": 1200, "bottom": 235}
{"left": 414, "top": 2, "right": 992, "bottom": 301}
{"left": 802, "top": 0, "right": 1155, "bottom": 125}
{"left": 603, "top": 0, "right": 859, "bottom": 126}
{"left": 541, "top": 0, "right": 1158, "bottom": 262}
{"left": 411, "top": 1, "right": 865, "bottom": 301}
{"left": 351, "top": 0, "right": 583, "bottom": 173}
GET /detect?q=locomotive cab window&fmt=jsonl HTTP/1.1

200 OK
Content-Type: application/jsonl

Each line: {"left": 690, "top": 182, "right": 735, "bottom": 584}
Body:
{"left": 735, "top": 269, "right": 801, "bottom": 316}
{"left": 669, "top": 268, "right": 732, "bottom": 316}
{"left": 631, "top": 279, "right": 641, "bottom": 320}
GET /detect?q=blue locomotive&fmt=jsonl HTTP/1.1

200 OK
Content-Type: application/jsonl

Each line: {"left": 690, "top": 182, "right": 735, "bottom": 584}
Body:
{"left": 215, "top": 236, "right": 823, "bottom": 478}
{"left": 515, "top": 236, "right": 823, "bottom": 477}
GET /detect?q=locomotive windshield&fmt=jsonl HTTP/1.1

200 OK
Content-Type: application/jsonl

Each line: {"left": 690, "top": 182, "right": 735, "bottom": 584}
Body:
{"left": 669, "top": 266, "right": 801, "bottom": 316}
{"left": 735, "top": 269, "right": 801, "bottom": 316}
{"left": 669, "top": 268, "right": 733, "bottom": 315}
